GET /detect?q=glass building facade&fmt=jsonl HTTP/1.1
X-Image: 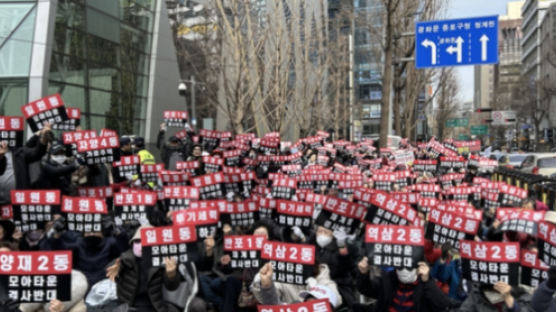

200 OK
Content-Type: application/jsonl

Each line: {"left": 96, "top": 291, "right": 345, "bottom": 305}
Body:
{"left": 0, "top": 0, "right": 182, "bottom": 139}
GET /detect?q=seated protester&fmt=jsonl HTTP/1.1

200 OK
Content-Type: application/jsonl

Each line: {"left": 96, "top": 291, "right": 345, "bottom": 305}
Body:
{"left": 0, "top": 123, "right": 52, "bottom": 203}
{"left": 105, "top": 225, "right": 181, "bottom": 312}
{"left": 430, "top": 244, "right": 466, "bottom": 301}
{"left": 36, "top": 141, "right": 83, "bottom": 195}
{"left": 19, "top": 270, "right": 89, "bottom": 312}
{"left": 40, "top": 216, "right": 127, "bottom": 288}
{"left": 310, "top": 226, "right": 358, "bottom": 309}
{"left": 356, "top": 257, "right": 461, "bottom": 312}
{"left": 531, "top": 266, "right": 556, "bottom": 312}
{"left": 458, "top": 282, "right": 531, "bottom": 312}
{"left": 485, "top": 201, "right": 537, "bottom": 250}
{"left": 157, "top": 122, "right": 187, "bottom": 170}
{"left": 196, "top": 231, "right": 242, "bottom": 312}
{"left": 112, "top": 137, "right": 133, "bottom": 184}
{"left": 187, "top": 144, "right": 203, "bottom": 162}
{"left": 250, "top": 262, "right": 342, "bottom": 309}
{"left": 0, "top": 241, "right": 89, "bottom": 312}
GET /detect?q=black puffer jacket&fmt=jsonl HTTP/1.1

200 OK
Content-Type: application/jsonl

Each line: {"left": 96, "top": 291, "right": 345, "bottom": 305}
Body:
{"left": 117, "top": 250, "right": 181, "bottom": 312}
{"left": 356, "top": 269, "right": 461, "bottom": 312}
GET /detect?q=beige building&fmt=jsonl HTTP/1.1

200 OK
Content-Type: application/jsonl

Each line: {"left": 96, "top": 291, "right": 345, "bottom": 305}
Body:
{"left": 474, "top": 1, "right": 524, "bottom": 110}
{"left": 540, "top": 3, "right": 556, "bottom": 129}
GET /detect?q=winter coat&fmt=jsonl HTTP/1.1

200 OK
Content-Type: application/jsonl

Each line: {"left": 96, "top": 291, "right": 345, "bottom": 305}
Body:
{"left": 36, "top": 158, "right": 79, "bottom": 195}
{"left": 458, "top": 283, "right": 532, "bottom": 312}
{"left": 531, "top": 281, "right": 556, "bottom": 312}
{"left": 41, "top": 232, "right": 126, "bottom": 287}
{"left": 0, "top": 134, "right": 47, "bottom": 190}
{"left": 250, "top": 263, "right": 343, "bottom": 308}
{"left": 116, "top": 250, "right": 181, "bottom": 312}
{"left": 356, "top": 269, "right": 461, "bottom": 312}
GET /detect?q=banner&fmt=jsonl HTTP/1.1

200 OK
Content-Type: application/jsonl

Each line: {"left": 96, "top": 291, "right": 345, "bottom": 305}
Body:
{"left": 0, "top": 116, "right": 24, "bottom": 148}
{"left": 0, "top": 251, "right": 72, "bottom": 302}
{"left": 11, "top": 190, "right": 61, "bottom": 232}
{"left": 365, "top": 225, "right": 425, "bottom": 268}
{"left": 172, "top": 208, "right": 219, "bottom": 240}
{"left": 425, "top": 208, "right": 480, "bottom": 248}
{"left": 261, "top": 241, "right": 315, "bottom": 285}
{"left": 52, "top": 107, "right": 80, "bottom": 131}
{"left": 258, "top": 299, "right": 332, "bottom": 312}
{"left": 21, "top": 94, "right": 68, "bottom": 132}
{"left": 275, "top": 200, "right": 313, "bottom": 231}
{"left": 61, "top": 197, "right": 108, "bottom": 233}
{"left": 223, "top": 235, "right": 265, "bottom": 269}
{"left": 141, "top": 225, "right": 199, "bottom": 267}
{"left": 163, "top": 110, "right": 188, "bottom": 128}
{"left": 460, "top": 241, "right": 520, "bottom": 285}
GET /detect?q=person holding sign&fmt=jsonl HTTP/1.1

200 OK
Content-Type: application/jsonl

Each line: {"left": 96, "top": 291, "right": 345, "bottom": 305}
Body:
{"left": 356, "top": 257, "right": 460, "bottom": 312}
{"left": 531, "top": 265, "right": 556, "bottom": 312}
{"left": 106, "top": 226, "right": 181, "bottom": 312}
{"left": 0, "top": 122, "right": 53, "bottom": 202}
{"left": 36, "top": 142, "right": 83, "bottom": 195}
{"left": 157, "top": 122, "right": 189, "bottom": 170}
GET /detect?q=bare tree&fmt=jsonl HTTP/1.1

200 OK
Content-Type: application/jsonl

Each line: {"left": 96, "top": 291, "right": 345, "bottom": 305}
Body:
{"left": 434, "top": 68, "right": 459, "bottom": 140}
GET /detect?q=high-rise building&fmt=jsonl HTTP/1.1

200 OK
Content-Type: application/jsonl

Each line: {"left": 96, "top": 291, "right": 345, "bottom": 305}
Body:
{"left": 474, "top": 1, "right": 524, "bottom": 110}
{"left": 540, "top": 2, "right": 556, "bottom": 129}
{"left": 353, "top": 0, "right": 383, "bottom": 136}
{"left": 0, "top": 0, "right": 183, "bottom": 143}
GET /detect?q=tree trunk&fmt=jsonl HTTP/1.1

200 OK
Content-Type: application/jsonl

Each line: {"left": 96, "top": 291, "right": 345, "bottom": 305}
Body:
{"left": 379, "top": 7, "right": 394, "bottom": 148}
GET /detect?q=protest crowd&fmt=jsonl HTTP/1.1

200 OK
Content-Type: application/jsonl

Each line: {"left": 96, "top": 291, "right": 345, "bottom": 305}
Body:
{"left": 0, "top": 94, "right": 556, "bottom": 312}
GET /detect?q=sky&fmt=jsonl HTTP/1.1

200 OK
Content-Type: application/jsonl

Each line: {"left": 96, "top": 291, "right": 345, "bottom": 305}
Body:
{"left": 447, "top": 0, "right": 517, "bottom": 102}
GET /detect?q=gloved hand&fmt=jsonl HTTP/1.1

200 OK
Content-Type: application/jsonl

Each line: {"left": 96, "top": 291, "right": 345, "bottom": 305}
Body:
{"left": 333, "top": 229, "right": 347, "bottom": 248}
{"left": 291, "top": 226, "right": 306, "bottom": 242}
{"left": 547, "top": 265, "right": 556, "bottom": 290}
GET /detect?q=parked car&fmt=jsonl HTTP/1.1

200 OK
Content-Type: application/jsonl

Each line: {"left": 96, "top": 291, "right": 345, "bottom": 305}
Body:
{"left": 518, "top": 153, "right": 556, "bottom": 176}
{"left": 498, "top": 154, "right": 528, "bottom": 168}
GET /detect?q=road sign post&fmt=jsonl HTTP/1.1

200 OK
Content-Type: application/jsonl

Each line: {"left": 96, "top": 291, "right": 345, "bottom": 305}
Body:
{"left": 446, "top": 118, "right": 469, "bottom": 128}
{"left": 471, "top": 125, "right": 488, "bottom": 135}
{"left": 416, "top": 16, "right": 499, "bottom": 68}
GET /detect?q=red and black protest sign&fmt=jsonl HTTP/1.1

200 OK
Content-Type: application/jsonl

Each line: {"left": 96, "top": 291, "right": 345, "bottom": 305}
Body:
{"left": 223, "top": 235, "right": 265, "bottom": 269}
{"left": 426, "top": 208, "right": 480, "bottom": 249}
{"left": 0, "top": 116, "right": 24, "bottom": 148}
{"left": 443, "top": 185, "right": 480, "bottom": 202}
{"left": 271, "top": 177, "right": 297, "bottom": 199}
{"left": 223, "top": 171, "right": 255, "bottom": 196}
{"left": 315, "top": 197, "right": 365, "bottom": 234}
{"left": 77, "top": 136, "right": 119, "bottom": 165}
{"left": 61, "top": 196, "right": 108, "bottom": 233}
{"left": 254, "top": 195, "right": 277, "bottom": 220}
{"left": 141, "top": 225, "right": 199, "bottom": 267}
{"left": 173, "top": 208, "right": 219, "bottom": 240}
{"left": 112, "top": 155, "right": 140, "bottom": 181}
{"left": 198, "top": 129, "right": 232, "bottom": 151}
{"left": 460, "top": 241, "right": 520, "bottom": 285}
{"left": 537, "top": 221, "right": 556, "bottom": 266}
{"left": 21, "top": 94, "right": 68, "bottom": 132}
{"left": 202, "top": 156, "right": 224, "bottom": 173}
{"left": 77, "top": 185, "right": 114, "bottom": 199}
{"left": 113, "top": 191, "right": 157, "bottom": 223}
{"left": 163, "top": 186, "right": 200, "bottom": 211}
{"left": 0, "top": 251, "right": 72, "bottom": 302}
{"left": 190, "top": 172, "right": 225, "bottom": 199}
{"left": 496, "top": 209, "right": 544, "bottom": 236}
{"left": 52, "top": 107, "right": 80, "bottom": 131}
{"left": 223, "top": 149, "right": 242, "bottom": 167}
{"left": 159, "top": 170, "right": 190, "bottom": 186}
{"left": 10, "top": 190, "right": 61, "bottom": 232}
{"left": 366, "top": 192, "right": 418, "bottom": 226}
{"left": 62, "top": 130, "right": 97, "bottom": 156}
{"left": 439, "top": 156, "right": 467, "bottom": 170}
{"left": 163, "top": 110, "right": 188, "bottom": 128}
{"left": 365, "top": 225, "right": 425, "bottom": 268}
{"left": 258, "top": 299, "right": 332, "bottom": 312}
{"left": 391, "top": 192, "right": 420, "bottom": 205}
{"left": 275, "top": 200, "right": 313, "bottom": 231}
{"left": 413, "top": 159, "right": 438, "bottom": 172}
{"left": 220, "top": 200, "right": 259, "bottom": 227}
{"left": 417, "top": 197, "right": 438, "bottom": 214}
{"left": 140, "top": 163, "right": 164, "bottom": 184}
{"left": 176, "top": 160, "right": 200, "bottom": 174}
{"left": 261, "top": 241, "right": 315, "bottom": 285}
{"left": 410, "top": 183, "right": 441, "bottom": 198}
{"left": 439, "top": 173, "right": 465, "bottom": 189}
{"left": 189, "top": 199, "right": 227, "bottom": 211}
{"left": 371, "top": 172, "right": 395, "bottom": 191}
{"left": 281, "top": 164, "right": 302, "bottom": 176}
{"left": 520, "top": 250, "right": 549, "bottom": 288}
{"left": 498, "top": 184, "right": 527, "bottom": 207}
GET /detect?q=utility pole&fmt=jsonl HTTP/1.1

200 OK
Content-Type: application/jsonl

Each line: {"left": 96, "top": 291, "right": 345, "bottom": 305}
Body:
{"left": 190, "top": 75, "right": 196, "bottom": 130}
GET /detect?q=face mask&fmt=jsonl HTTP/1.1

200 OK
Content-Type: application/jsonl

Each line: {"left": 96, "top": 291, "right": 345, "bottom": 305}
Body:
{"left": 133, "top": 241, "right": 142, "bottom": 257}
{"left": 396, "top": 268, "right": 418, "bottom": 284}
{"left": 51, "top": 155, "right": 67, "bottom": 165}
{"left": 316, "top": 234, "right": 333, "bottom": 248}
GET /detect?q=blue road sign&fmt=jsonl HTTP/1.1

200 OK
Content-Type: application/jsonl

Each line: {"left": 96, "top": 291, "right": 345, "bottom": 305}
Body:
{"left": 415, "top": 16, "right": 498, "bottom": 68}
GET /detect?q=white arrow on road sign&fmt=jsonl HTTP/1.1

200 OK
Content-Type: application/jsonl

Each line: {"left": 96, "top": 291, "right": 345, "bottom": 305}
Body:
{"left": 421, "top": 39, "right": 437, "bottom": 65}
{"left": 446, "top": 36, "right": 464, "bottom": 63}
{"left": 480, "top": 34, "right": 489, "bottom": 61}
